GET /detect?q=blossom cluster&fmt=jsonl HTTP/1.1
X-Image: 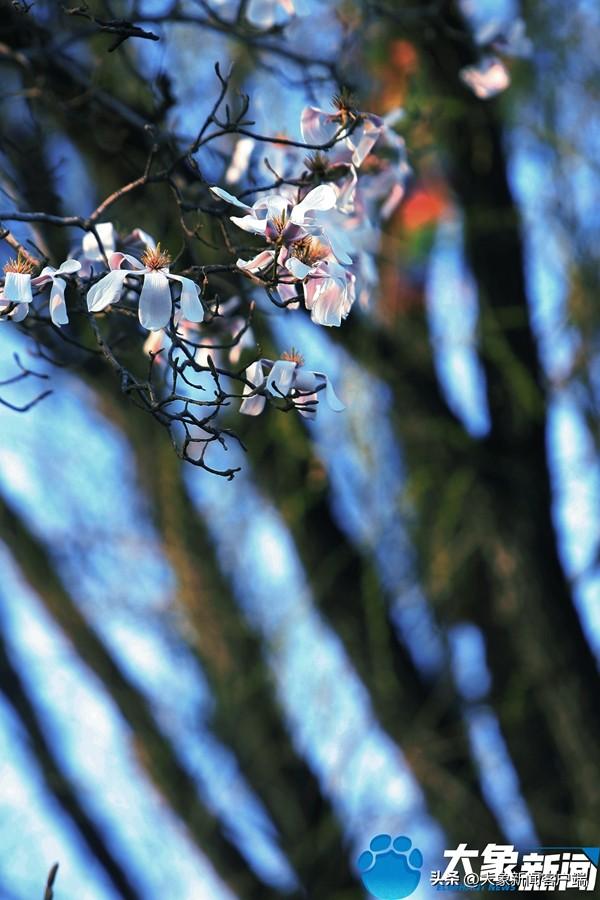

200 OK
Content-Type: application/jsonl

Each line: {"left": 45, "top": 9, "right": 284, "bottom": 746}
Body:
{"left": 1, "top": 94, "right": 411, "bottom": 425}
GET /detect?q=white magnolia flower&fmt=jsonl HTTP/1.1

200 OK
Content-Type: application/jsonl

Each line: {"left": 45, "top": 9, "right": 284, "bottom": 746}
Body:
{"left": 77, "top": 223, "right": 156, "bottom": 276}
{"left": 0, "top": 252, "right": 35, "bottom": 322}
{"left": 86, "top": 245, "right": 204, "bottom": 332}
{"left": 301, "top": 100, "right": 385, "bottom": 168}
{"left": 32, "top": 259, "right": 82, "bottom": 326}
{"left": 210, "top": 183, "right": 342, "bottom": 247}
{"left": 240, "top": 351, "right": 345, "bottom": 419}
{"left": 459, "top": 57, "right": 511, "bottom": 99}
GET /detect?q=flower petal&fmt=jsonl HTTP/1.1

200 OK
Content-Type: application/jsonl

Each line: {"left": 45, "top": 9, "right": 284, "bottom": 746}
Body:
{"left": 266, "top": 359, "right": 297, "bottom": 398}
{"left": 56, "top": 258, "right": 82, "bottom": 275}
{"left": 83, "top": 223, "right": 116, "bottom": 261}
{"left": 3, "top": 272, "right": 33, "bottom": 304}
{"left": 300, "top": 107, "right": 339, "bottom": 146}
{"left": 87, "top": 269, "right": 130, "bottom": 312}
{"left": 167, "top": 274, "right": 204, "bottom": 323}
{"left": 49, "top": 278, "right": 69, "bottom": 326}
{"left": 291, "top": 184, "right": 337, "bottom": 223}
{"left": 240, "top": 360, "right": 267, "bottom": 416}
{"left": 230, "top": 215, "right": 268, "bottom": 235}
{"left": 138, "top": 270, "right": 173, "bottom": 331}
{"left": 459, "top": 57, "right": 510, "bottom": 99}
{"left": 210, "top": 186, "right": 254, "bottom": 211}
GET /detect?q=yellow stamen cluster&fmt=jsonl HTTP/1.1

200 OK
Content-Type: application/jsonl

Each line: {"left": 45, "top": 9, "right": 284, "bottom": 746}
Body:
{"left": 3, "top": 251, "right": 35, "bottom": 275}
{"left": 291, "top": 236, "right": 327, "bottom": 266}
{"left": 141, "top": 243, "right": 171, "bottom": 270}
{"left": 271, "top": 211, "right": 288, "bottom": 235}
{"left": 281, "top": 348, "right": 305, "bottom": 367}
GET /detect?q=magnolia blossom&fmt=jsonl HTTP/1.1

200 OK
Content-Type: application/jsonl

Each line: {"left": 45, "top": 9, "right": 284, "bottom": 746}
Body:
{"left": 33, "top": 259, "right": 82, "bottom": 326}
{"left": 459, "top": 57, "right": 511, "bottom": 99}
{"left": 0, "top": 253, "right": 36, "bottom": 322}
{"left": 461, "top": 17, "right": 531, "bottom": 100}
{"left": 77, "top": 223, "right": 156, "bottom": 276}
{"left": 86, "top": 245, "right": 204, "bottom": 331}
{"left": 211, "top": 182, "right": 347, "bottom": 248}
{"left": 240, "top": 352, "right": 344, "bottom": 419}
{"left": 301, "top": 102, "right": 385, "bottom": 168}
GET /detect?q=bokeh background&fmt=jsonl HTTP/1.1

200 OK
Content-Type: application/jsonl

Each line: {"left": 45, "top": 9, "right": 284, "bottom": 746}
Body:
{"left": 0, "top": 0, "right": 599, "bottom": 897}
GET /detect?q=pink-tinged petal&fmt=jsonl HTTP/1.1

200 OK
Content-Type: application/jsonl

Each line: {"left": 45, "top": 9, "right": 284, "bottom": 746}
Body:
{"left": 3, "top": 272, "right": 33, "bottom": 304}
{"left": 49, "top": 279, "right": 69, "bottom": 326}
{"left": 138, "top": 270, "right": 172, "bottom": 331}
{"left": 237, "top": 249, "right": 276, "bottom": 273}
{"left": 56, "top": 258, "right": 82, "bottom": 275}
{"left": 143, "top": 329, "right": 166, "bottom": 357}
{"left": 266, "top": 359, "right": 297, "bottom": 397}
{"left": 33, "top": 266, "right": 56, "bottom": 284}
{"left": 167, "top": 274, "right": 204, "bottom": 323}
{"left": 335, "top": 167, "right": 358, "bottom": 213}
{"left": 459, "top": 57, "right": 510, "bottom": 99}
{"left": 276, "top": 282, "right": 300, "bottom": 306}
{"left": 83, "top": 222, "right": 116, "bottom": 261}
{"left": 291, "top": 184, "right": 337, "bottom": 222}
{"left": 349, "top": 117, "right": 383, "bottom": 167}
{"left": 230, "top": 215, "right": 269, "bottom": 235}
{"left": 109, "top": 251, "right": 144, "bottom": 271}
{"left": 87, "top": 269, "right": 130, "bottom": 312}
{"left": 296, "top": 393, "right": 318, "bottom": 419}
{"left": 210, "top": 186, "right": 254, "bottom": 211}
{"left": 301, "top": 107, "right": 339, "bottom": 146}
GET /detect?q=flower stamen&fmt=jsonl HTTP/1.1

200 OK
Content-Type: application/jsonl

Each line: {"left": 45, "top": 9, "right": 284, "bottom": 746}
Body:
{"left": 141, "top": 243, "right": 172, "bottom": 270}
{"left": 3, "top": 251, "right": 35, "bottom": 275}
{"left": 281, "top": 347, "right": 305, "bottom": 367}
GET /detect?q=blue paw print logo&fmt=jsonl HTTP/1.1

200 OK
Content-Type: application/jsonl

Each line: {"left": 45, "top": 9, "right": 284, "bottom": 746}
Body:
{"left": 357, "top": 834, "right": 423, "bottom": 899}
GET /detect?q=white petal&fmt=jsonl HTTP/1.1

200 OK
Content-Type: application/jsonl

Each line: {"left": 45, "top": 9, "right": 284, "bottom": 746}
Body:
{"left": 87, "top": 269, "right": 130, "bottom": 312}
{"left": 230, "top": 215, "right": 268, "bottom": 235}
{"left": 3, "top": 272, "right": 33, "bottom": 304}
{"left": 56, "top": 258, "right": 82, "bottom": 275}
{"left": 138, "top": 270, "right": 173, "bottom": 331}
{"left": 0, "top": 302, "right": 29, "bottom": 323}
{"left": 210, "top": 186, "right": 253, "bottom": 211}
{"left": 266, "top": 359, "right": 296, "bottom": 398}
{"left": 240, "top": 393, "right": 267, "bottom": 415}
{"left": 240, "top": 360, "right": 266, "bottom": 415}
{"left": 167, "top": 274, "right": 204, "bottom": 323}
{"left": 300, "top": 107, "right": 339, "bottom": 146}
{"left": 83, "top": 223, "right": 116, "bottom": 260}
{"left": 291, "top": 184, "right": 337, "bottom": 223}
{"left": 49, "top": 278, "right": 69, "bottom": 326}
